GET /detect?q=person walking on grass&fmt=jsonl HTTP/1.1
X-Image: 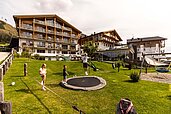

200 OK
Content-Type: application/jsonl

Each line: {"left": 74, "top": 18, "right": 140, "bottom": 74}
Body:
{"left": 63, "top": 65, "right": 69, "bottom": 82}
{"left": 82, "top": 53, "right": 89, "bottom": 75}
{"left": 39, "top": 63, "right": 47, "bottom": 91}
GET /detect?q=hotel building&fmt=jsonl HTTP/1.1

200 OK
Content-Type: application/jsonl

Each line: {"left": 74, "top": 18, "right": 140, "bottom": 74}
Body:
{"left": 79, "top": 30, "right": 122, "bottom": 52}
{"left": 127, "top": 36, "right": 167, "bottom": 61}
{"left": 78, "top": 30, "right": 123, "bottom": 60}
{"left": 13, "top": 14, "right": 81, "bottom": 60}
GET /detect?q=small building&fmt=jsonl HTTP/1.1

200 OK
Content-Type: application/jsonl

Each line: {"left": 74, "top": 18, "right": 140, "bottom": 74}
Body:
{"left": 96, "top": 44, "right": 130, "bottom": 61}
{"left": 127, "top": 36, "right": 167, "bottom": 61}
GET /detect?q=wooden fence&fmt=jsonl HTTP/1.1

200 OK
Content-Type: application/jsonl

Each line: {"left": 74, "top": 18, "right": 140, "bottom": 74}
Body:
{"left": 0, "top": 52, "right": 13, "bottom": 114}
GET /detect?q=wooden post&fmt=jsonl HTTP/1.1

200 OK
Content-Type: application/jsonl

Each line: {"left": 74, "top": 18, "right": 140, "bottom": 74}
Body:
{"left": 0, "top": 102, "right": 12, "bottom": 114}
{"left": 0, "top": 82, "right": 4, "bottom": 101}
{"left": 5, "top": 60, "right": 8, "bottom": 71}
{"left": 24, "top": 63, "right": 27, "bottom": 76}
{"left": 0, "top": 68, "right": 3, "bottom": 81}
{"left": 2, "top": 65, "right": 5, "bottom": 75}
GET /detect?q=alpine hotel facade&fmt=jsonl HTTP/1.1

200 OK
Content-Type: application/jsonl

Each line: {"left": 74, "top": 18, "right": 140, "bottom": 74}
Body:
{"left": 13, "top": 14, "right": 81, "bottom": 60}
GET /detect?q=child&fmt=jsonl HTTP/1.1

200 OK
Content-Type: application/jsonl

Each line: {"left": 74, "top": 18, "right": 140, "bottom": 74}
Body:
{"left": 39, "top": 63, "right": 47, "bottom": 91}
{"left": 63, "top": 65, "right": 69, "bottom": 82}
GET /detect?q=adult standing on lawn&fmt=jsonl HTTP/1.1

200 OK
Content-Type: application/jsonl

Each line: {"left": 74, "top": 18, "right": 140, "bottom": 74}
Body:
{"left": 117, "top": 63, "right": 120, "bottom": 72}
{"left": 39, "top": 63, "right": 47, "bottom": 91}
{"left": 82, "top": 53, "right": 89, "bottom": 75}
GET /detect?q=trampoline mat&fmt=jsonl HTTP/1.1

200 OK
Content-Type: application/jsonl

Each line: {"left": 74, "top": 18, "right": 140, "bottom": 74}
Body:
{"left": 67, "top": 77, "right": 101, "bottom": 87}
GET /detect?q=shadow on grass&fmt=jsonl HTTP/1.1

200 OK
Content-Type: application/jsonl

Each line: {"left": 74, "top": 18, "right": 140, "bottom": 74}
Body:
{"left": 16, "top": 89, "right": 31, "bottom": 93}
{"left": 46, "top": 83, "right": 60, "bottom": 88}
{"left": 124, "top": 80, "right": 139, "bottom": 83}
{"left": 11, "top": 75, "right": 24, "bottom": 77}
{"left": 16, "top": 88, "right": 40, "bottom": 93}
{"left": 53, "top": 71, "right": 75, "bottom": 76}
{"left": 167, "top": 95, "right": 171, "bottom": 100}
{"left": 108, "top": 70, "right": 118, "bottom": 73}
{"left": 20, "top": 78, "right": 51, "bottom": 114}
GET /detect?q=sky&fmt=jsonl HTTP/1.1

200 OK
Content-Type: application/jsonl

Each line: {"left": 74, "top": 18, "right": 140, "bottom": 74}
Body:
{"left": 0, "top": 0, "right": 171, "bottom": 52}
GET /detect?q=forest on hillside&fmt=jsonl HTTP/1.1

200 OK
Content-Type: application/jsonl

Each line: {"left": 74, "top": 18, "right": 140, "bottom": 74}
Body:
{"left": 0, "top": 20, "right": 17, "bottom": 45}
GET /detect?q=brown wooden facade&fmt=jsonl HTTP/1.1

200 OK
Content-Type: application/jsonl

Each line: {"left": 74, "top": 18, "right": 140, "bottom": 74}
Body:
{"left": 13, "top": 14, "right": 81, "bottom": 55}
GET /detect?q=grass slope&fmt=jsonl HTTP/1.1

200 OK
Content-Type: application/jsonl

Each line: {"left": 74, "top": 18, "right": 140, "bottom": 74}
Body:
{"left": 3, "top": 58, "right": 171, "bottom": 114}
{"left": 0, "top": 20, "right": 17, "bottom": 36}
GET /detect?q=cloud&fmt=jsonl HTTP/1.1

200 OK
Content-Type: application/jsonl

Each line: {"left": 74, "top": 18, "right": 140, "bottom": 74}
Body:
{"left": 35, "top": 0, "right": 73, "bottom": 13}
{"left": 1, "top": 0, "right": 171, "bottom": 51}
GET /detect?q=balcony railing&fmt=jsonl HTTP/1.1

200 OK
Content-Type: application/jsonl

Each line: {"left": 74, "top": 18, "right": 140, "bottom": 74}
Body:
{"left": 35, "top": 29, "right": 46, "bottom": 33}
{"left": 46, "top": 21, "right": 54, "bottom": 27}
{"left": 56, "top": 32, "right": 63, "bottom": 36}
{"left": 63, "top": 33, "right": 71, "bottom": 37}
{"left": 37, "top": 45, "right": 45, "bottom": 47}
{"left": 47, "top": 30, "right": 54, "bottom": 34}
{"left": 22, "top": 26, "right": 33, "bottom": 30}
{"left": 21, "top": 35, "right": 32, "bottom": 38}
{"left": 47, "top": 38, "right": 54, "bottom": 41}
{"left": 63, "top": 26, "right": 72, "bottom": 31}
{"left": 34, "top": 19, "right": 45, "bottom": 25}
{"left": 71, "top": 42, "right": 77, "bottom": 46}
{"left": 71, "top": 34, "right": 78, "bottom": 38}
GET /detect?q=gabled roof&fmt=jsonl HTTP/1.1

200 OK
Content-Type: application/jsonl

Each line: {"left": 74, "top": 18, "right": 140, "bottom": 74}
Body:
{"left": 13, "top": 14, "right": 81, "bottom": 33}
{"left": 100, "top": 29, "right": 122, "bottom": 41}
{"left": 80, "top": 29, "right": 122, "bottom": 41}
{"left": 127, "top": 36, "right": 167, "bottom": 43}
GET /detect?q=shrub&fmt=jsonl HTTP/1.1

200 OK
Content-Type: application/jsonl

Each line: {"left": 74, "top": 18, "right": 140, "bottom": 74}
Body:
{"left": 33, "top": 54, "right": 40, "bottom": 60}
{"left": 14, "top": 52, "right": 20, "bottom": 58}
{"left": 21, "top": 51, "right": 31, "bottom": 58}
{"left": 130, "top": 71, "right": 140, "bottom": 82}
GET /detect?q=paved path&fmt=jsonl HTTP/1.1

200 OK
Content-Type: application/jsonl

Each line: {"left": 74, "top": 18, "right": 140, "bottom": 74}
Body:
{"left": 0, "top": 52, "right": 10, "bottom": 62}
{"left": 141, "top": 73, "right": 171, "bottom": 84}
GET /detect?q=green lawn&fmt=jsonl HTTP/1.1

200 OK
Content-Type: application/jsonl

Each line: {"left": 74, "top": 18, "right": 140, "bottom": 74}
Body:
{"left": 3, "top": 58, "right": 171, "bottom": 114}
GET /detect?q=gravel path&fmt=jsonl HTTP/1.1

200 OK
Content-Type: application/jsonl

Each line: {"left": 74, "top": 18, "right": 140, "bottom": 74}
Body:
{"left": 140, "top": 73, "right": 171, "bottom": 84}
{"left": 0, "top": 52, "right": 10, "bottom": 62}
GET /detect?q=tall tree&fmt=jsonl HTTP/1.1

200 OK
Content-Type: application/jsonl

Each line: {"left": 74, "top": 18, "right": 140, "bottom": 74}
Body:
{"left": 83, "top": 42, "right": 97, "bottom": 57}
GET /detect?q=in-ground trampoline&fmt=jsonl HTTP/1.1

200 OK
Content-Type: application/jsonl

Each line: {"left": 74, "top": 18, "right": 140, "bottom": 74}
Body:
{"left": 60, "top": 76, "right": 106, "bottom": 91}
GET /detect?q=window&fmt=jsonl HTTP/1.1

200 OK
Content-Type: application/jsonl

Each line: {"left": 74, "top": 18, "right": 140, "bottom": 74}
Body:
{"left": 46, "top": 20, "right": 54, "bottom": 26}
{"left": 63, "top": 32, "right": 70, "bottom": 36}
{"left": 22, "top": 32, "right": 32, "bottom": 38}
{"left": 63, "top": 38, "right": 69, "bottom": 43}
{"left": 37, "top": 50, "right": 45, "bottom": 53}
{"left": 48, "top": 43, "right": 52, "bottom": 48}
{"left": 62, "top": 45, "right": 68, "bottom": 49}
{"left": 26, "top": 40, "right": 33, "bottom": 46}
{"left": 37, "top": 41, "right": 45, "bottom": 47}
{"left": 23, "top": 23, "right": 33, "bottom": 30}
{"left": 56, "top": 44, "right": 60, "bottom": 49}
{"left": 37, "top": 34, "right": 44, "bottom": 39}
{"left": 48, "top": 50, "right": 51, "bottom": 53}
{"left": 56, "top": 22, "right": 62, "bottom": 28}
{"left": 62, "top": 51, "right": 68, "bottom": 54}
{"left": 36, "top": 26, "right": 45, "bottom": 32}
{"left": 48, "top": 36, "right": 53, "bottom": 41}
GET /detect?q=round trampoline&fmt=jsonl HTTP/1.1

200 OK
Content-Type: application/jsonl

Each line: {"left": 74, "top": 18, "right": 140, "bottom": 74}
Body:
{"left": 60, "top": 76, "right": 106, "bottom": 91}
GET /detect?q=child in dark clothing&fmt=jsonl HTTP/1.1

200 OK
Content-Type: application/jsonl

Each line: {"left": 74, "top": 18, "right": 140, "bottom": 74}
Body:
{"left": 63, "top": 65, "right": 69, "bottom": 82}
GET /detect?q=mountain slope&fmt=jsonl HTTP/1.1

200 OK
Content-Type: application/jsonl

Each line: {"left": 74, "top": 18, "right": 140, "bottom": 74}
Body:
{"left": 0, "top": 20, "right": 17, "bottom": 44}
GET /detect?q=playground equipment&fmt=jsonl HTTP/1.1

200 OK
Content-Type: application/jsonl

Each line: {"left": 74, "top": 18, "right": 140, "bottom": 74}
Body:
{"left": 88, "top": 61, "right": 98, "bottom": 71}
{"left": 60, "top": 76, "right": 106, "bottom": 91}
{"left": 145, "top": 56, "right": 170, "bottom": 73}
{"left": 140, "top": 53, "right": 171, "bottom": 75}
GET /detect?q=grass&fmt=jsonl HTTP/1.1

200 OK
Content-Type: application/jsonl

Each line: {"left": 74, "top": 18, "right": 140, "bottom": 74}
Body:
{"left": 0, "top": 43, "right": 9, "bottom": 46}
{"left": 3, "top": 58, "right": 171, "bottom": 114}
